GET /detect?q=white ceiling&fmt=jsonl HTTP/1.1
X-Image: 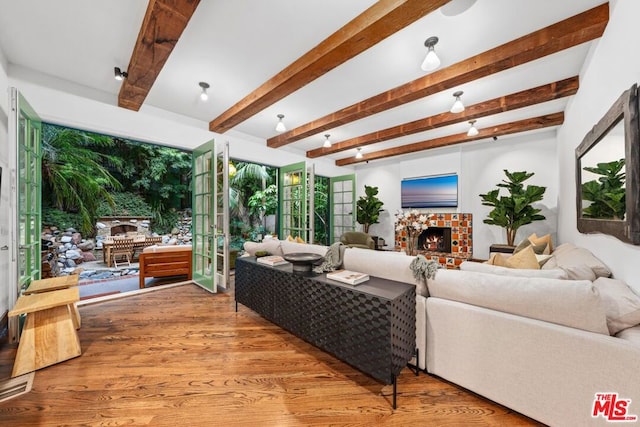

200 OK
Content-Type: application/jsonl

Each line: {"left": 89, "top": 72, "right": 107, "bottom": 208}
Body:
{"left": 0, "top": 0, "right": 607, "bottom": 162}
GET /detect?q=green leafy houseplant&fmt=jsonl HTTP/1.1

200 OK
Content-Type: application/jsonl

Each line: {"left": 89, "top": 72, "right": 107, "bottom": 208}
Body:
{"left": 479, "top": 170, "right": 546, "bottom": 246}
{"left": 356, "top": 185, "right": 384, "bottom": 233}
{"left": 581, "top": 159, "right": 626, "bottom": 220}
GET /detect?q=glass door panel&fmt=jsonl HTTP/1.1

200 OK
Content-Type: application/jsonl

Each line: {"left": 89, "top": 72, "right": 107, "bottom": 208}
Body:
{"left": 11, "top": 88, "right": 42, "bottom": 295}
{"left": 279, "top": 162, "right": 306, "bottom": 240}
{"left": 192, "top": 139, "right": 216, "bottom": 292}
{"left": 214, "top": 142, "right": 230, "bottom": 291}
{"left": 330, "top": 174, "right": 356, "bottom": 243}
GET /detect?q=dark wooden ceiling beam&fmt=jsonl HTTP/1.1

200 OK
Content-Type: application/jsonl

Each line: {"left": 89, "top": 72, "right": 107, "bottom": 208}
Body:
{"left": 208, "top": 0, "right": 451, "bottom": 133}
{"left": 307, "top": 76, "right": 578, "bottom": 158}
{"left": 335, "top": 112, "right": 565, "bottom": 166}
{"left": 269, "top": 3, "right": 607, "bottom": 148}
{"left": 118, "top": 0, "right": 201, "bottom": 111}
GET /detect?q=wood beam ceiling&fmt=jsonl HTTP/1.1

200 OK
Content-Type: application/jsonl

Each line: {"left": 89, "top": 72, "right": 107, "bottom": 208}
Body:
{"left": 268, "top": 3, "right": 608, "bottom": 149}
{"left": 307, "top": 76, "right": 579, "bottom": 158}
{"left": 335, "top": 112, "right": 565, "bottom": 166}
{"left": 118, "top": 0, "right": 201, "bottom": 111}
{"left": 208, "top": 0, "right": 450, "bottom": 133}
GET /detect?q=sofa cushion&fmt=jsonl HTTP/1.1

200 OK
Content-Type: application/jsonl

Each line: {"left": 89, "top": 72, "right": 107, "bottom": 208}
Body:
{"left": 279, "top": 240, "right": 328, "bottom": 256}
{"left": 615, "top": 324, "right": 640, "bottom": 345}
{"left": 460, "top": 261, "right": 568, "bottom": 279}
{"left": 593, "top": 277, "right": 640, "bottom": 335}
{"left": 550, "top": 243, "right": 611, "bottom": 279}
{"left": 428, "top": 269, "right": 609, "bottom": 334}
{"left": 342, "top": 248, "right": 426, "bottom": 296}
{"left": 243, "top": 240, "right": 283, "bottom": 256}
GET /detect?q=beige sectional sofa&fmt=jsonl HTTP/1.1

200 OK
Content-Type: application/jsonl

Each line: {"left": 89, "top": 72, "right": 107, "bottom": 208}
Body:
{"left": 242, "top": 239, "right": 640, "bottom": 425}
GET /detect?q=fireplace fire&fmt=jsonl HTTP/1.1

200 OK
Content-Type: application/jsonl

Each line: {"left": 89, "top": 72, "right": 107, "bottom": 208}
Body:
{"left": 417, "top": 227, "right": 452, "bottom": 253}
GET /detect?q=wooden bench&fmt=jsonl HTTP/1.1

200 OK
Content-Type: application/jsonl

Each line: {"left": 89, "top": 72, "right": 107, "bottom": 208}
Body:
{"left": 138, "top": 245, "right": 192, "bottom": 289}
{"left": 9, "top": 288, "right": 81, "bottom": 377}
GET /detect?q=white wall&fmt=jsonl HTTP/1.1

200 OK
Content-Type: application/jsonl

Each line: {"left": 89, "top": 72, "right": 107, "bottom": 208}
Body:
{"left": 0, "top": 44, "right": 11, "bottom": 319}
{"left": 9, "top": 66, "right": 349, "bottom": 177}
{"left": 557, "top": 0, "right": 640, "bottom": 293}
{"left": 357, "top": 130, "right": 558, "bottom": 260}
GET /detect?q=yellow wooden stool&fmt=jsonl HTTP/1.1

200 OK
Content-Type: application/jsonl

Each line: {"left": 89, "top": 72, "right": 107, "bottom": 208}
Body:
{"left": 9, "top": 288, "right": 81, "bottom": 377}
{"left": 23, "top": 275, "right": 81, "bottom": 329}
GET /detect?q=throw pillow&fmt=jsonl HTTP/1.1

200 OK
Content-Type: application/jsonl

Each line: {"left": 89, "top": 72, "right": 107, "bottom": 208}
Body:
{"left": 505, "top": 246, "right": 540, "bottom": 269}
{"left": 295, "top": 236, "right": 305, "bottom": 243}
{"left": 487, "top": 253, "right": 508, "bottom": 267}
{"left": 535, "top": 254, "right": 553, "bottom": 267}
{"left": 513, "top": 237, "right": 548, "bottom": 255}
{"left": 529, "top": 233, "right": 553, "bottom": 254}
{"left": 552, "top": 243, "right": 611, "bottom": 278}
{"left": 593, "top": 277, "right": 640, "bottom": 335}
{"left": 286, "top": 235, "right": 295, "bottom": 242}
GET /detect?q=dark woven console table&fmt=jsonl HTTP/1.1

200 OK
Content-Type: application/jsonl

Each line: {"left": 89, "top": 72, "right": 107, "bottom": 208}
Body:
{"left": 235, "top": 256, "right": 416, "bottom": 408}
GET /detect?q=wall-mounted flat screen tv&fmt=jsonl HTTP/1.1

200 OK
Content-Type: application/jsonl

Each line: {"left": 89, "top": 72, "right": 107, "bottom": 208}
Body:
{"left": 401, "top": 174, "right": 458, "bottom": 208}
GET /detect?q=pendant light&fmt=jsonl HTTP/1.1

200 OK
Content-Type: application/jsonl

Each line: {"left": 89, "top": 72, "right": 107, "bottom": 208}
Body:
{"left": 275, "top": 114, "right": 286, "bottom": 132}
{"left": 199, "top": 82, "right": 210, "bottom": 101}
{"left": 421, "top": 36, "right": 441, "bottom": 72}
{"left": 450, "top": 90, "right": 465, "bottom": 113}
{"left": 467, "top": 120, "right": 479, "bottom": 136}
{"left": 355, "top": 148, "right": 363, "bottom": 159}
{"left": 323, "top": 134, "right": 332, "bottom": 148}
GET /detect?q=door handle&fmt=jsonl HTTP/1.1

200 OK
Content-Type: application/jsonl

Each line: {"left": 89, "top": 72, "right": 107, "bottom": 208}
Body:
{"left": 0, "top": 245, "right": 8, "bottom": 251}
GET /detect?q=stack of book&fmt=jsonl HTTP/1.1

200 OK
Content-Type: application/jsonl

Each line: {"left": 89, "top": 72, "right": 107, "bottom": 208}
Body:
{"left": 256, "top": 255, "right": 289, "bottom": 266}
{"left": 326, "top": 269, "right": 370, "bottom": 285}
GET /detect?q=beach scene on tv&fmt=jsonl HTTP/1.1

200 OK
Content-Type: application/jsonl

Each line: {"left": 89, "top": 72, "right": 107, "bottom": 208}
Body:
{"left": 401, "top": 174, "right": 458, "bottom": 208}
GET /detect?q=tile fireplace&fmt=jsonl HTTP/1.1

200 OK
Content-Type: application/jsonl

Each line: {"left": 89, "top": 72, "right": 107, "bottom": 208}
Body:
{"left": 395, "top": 213, "right": 472, "bottom": 269}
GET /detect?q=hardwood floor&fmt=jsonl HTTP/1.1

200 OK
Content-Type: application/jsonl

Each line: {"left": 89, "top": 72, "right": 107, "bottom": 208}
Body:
{"left": 0, "top": 284, "right": 542, "bottom": 426}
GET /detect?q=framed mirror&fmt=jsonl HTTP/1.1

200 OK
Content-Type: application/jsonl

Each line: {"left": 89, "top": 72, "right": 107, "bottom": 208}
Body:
{"left": 576, "top": 83, "right": 640, "bottom": 244}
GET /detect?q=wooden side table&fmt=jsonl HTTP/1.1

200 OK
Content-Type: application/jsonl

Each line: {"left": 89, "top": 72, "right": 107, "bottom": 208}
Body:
{"left": 23, "top": 275, "right": 81, "bottom": 329}
{"left": 24, "top": 275, "right": 79, "bottom": 294}
{"left": 9, "top": 288, "right": 82, "bottom": 377}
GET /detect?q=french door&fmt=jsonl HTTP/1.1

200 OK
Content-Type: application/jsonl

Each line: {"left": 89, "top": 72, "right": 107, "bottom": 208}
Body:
{"left": 330, "top": 174, "right": 356, "bottom": 243}
{"left": 279, "top": 162, "right": 307, "bottom": 241}
{"left": 6, "top": 89, "right": 42, "bottom": 342}
{"left": 9, "top": 88, "right": 42, "bottom": 299}
{"left": 278, "top": 162, "right": 316, "bottom": 243}
{"left": 214, "top": 142, "right": 230, "bottom": 291}
{"left": 191, "top": 139, "right": 229, "bottom": 293}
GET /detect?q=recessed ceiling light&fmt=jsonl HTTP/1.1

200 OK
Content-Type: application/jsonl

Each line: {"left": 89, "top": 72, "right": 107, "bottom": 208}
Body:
{"left": 440, "top": 0, "right": 477, "bottom": 17}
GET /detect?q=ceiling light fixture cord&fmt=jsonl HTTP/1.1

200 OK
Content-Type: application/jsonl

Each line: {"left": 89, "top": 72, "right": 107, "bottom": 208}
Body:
{"left": 421, "top": 36, "right": 441, "bottom": 72}
{"left": 450, "top": 90, "right": 465, "bottom": 113}
{"left": 275, "top": 114, "right": 286, "bottom": 132}
{"left": 323, "top": 134, "right": 331, "bottom": 148}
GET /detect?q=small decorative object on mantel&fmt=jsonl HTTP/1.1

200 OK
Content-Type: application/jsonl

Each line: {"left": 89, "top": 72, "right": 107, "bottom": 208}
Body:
{"left": 394, "top": 210, "right": 433, "bottom": 256}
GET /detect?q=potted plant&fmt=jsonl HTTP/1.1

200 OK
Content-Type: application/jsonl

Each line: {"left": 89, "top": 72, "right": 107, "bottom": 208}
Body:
{"left": 581, "top": 159, "right": 625, "bottom": 219}
{"left": 479, "top": 170, "right": 546, "bottom": 246}
{"left": 356, "top": 185, "right": 384, "bottom": 233}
